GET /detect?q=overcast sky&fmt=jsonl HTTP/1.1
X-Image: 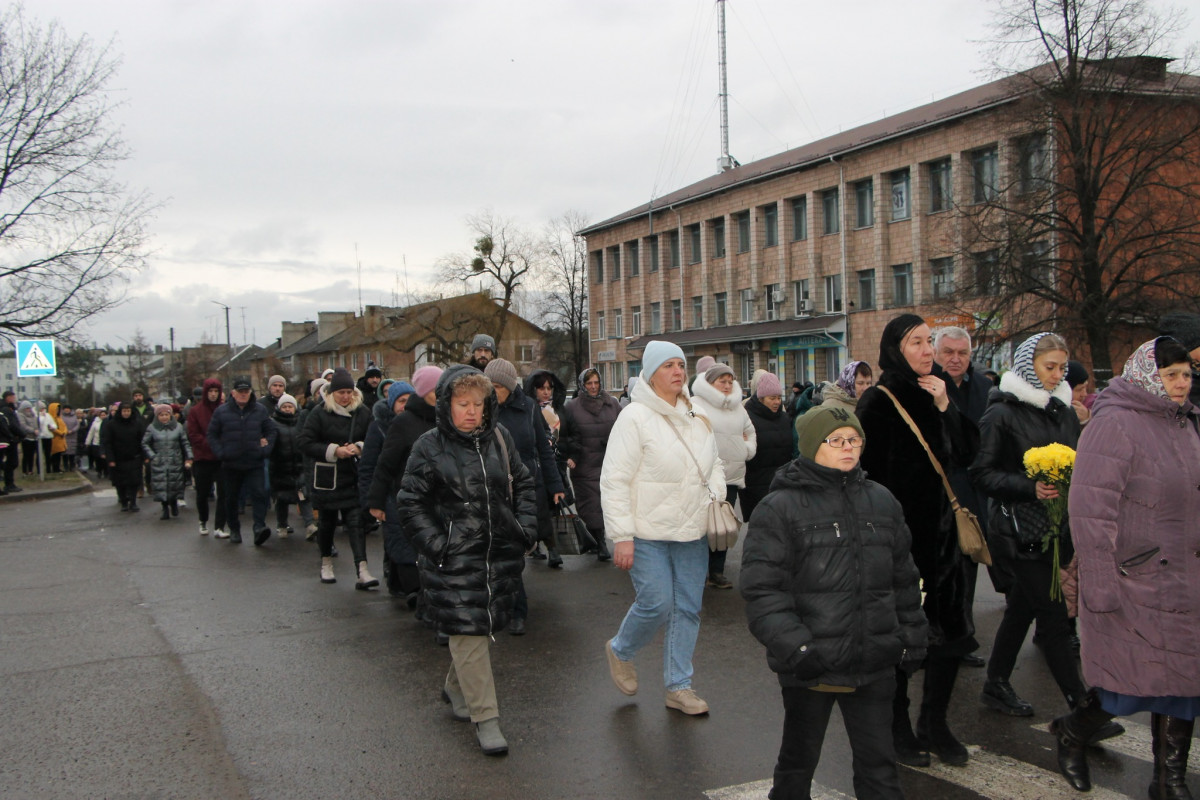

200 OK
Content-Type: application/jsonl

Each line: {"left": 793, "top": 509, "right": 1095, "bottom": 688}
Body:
{"left": 29, "top": 0, "right": 1198, "bottom": 352}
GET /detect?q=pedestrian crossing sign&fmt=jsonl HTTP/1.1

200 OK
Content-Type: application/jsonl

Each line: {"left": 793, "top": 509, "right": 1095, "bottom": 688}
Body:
{"left": 15, "top": 339, "right": 56, "bottom": 377}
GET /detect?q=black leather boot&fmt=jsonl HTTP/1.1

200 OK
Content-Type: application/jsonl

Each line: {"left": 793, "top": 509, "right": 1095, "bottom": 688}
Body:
{"left": 595, "top": 534, "right": 612, "bottom": 562}
{"left": 918, "top": 657, "right": 968, "bottom": 766}
{"left": 160, "top": 502, "right": 170, "bottom": 520}
{"left": 1149, "top": 714, "right": 1195, "bottom": 800}
{"left": 892, "top": 668, "right": 930, "bottom": 767}
{"left": 1050, "top": 689, "right": 1115, "bottom": 792}
{"left": 981, "top": 678, "right": 1034, "bottom": 716}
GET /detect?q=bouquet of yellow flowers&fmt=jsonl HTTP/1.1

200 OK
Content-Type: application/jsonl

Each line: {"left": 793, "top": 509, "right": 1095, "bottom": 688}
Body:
{"left": 1023, "top": 443, "right": 1076, "bottom": 600}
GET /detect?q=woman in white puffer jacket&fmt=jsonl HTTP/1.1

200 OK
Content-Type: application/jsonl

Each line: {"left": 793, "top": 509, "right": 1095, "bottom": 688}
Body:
{"left": 601, "top": 341, "right": 726, "bottom": 717}
{"left": 690, "top": 363, "right": 756, "bottom": 589}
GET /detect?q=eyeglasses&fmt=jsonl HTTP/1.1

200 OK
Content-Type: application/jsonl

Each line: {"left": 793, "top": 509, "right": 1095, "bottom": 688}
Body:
{"left": 822, "top": 435, "right": 865, "bottom": 449}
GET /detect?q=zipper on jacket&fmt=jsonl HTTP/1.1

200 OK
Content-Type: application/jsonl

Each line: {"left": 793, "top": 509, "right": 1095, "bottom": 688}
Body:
{"left": 833, "top": 522, "right": 841, "bottom": 538}
{"left": 475, "top": 437, "right": 495, "bottom": 640}
{"left": 438, "top": 521, "right": 454, "bottom": 569}
{"left": 845, "top": 482, "right": 866, "bottom": 670}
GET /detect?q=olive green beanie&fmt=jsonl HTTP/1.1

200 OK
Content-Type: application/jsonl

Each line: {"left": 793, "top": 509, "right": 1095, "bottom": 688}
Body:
{"left": 795, "top": 405, "right": 865, "bottom": 461}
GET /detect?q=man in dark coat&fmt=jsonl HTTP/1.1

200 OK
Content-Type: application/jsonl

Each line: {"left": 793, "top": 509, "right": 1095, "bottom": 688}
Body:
{"left": 935, "top": 325, "right": 991, "bottom": 669}
{"left": 207, "top": 376, "right": 276, "bottom": 545}
{"left": 466, "top": 334, "right": 495, "bottom": 371}
{"left": 356, "top": 363, "right": 383, "bottom": 410}
{"left": 1159, "top": 311, "right": 1200, "bottom": 407}
{"left": 259, "top": 374, "right": 287, "bottom": 416}
{"left": 0, "top": 390, "right": 23, "bottom": 493}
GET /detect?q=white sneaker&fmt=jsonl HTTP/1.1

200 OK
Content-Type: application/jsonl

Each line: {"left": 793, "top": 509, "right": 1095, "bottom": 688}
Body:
{"left": 198, "top": 522, "right": 209, "bottom": 536}
{"left": 178, "top": 499, "right": 187, "bottom": 508}
{"left": 305, "top": 523, "right": 318, "bottom": 541}
{"left": 213, "top": 528, "right": 230, "bottom": 539}
{"left": 277, "top": 527, "right": 289, "bottom": 539}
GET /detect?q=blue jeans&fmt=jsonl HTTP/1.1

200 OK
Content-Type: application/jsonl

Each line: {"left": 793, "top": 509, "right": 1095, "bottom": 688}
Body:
{"left": 611, "top": 537, "right": 708, "bottom": 691}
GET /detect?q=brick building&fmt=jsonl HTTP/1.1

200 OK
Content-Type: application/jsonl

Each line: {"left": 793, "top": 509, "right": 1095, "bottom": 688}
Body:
{"left": 580, "top": 59, "right": 1198, "bottom": 389}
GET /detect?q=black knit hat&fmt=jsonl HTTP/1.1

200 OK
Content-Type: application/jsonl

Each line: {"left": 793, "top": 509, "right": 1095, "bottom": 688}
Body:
{"left": 1159, "top": 312, "right": 1200, "bottom": 351}
{"left": 329, "top": 367, "right": 355, "bottom": 392}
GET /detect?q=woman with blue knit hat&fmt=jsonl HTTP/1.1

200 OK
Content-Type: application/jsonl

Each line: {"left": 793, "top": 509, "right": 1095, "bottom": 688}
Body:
{"left": 601, "top": 340, "right": 725, "bottom": 716}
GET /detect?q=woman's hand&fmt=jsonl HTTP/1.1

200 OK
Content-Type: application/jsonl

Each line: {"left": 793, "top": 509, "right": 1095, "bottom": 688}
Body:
{"left": 1036, "top": 481, "right": 1060, "bottom": 500}
{"left": 613, "top": 540, "right": 634, "bottom": 571}
{"left": 566, "top": 458, "right": 576, "bottom": 470}
{"left": 369, "top": 507, "right": 386, "bottom": 522}
{"left": 1072, "top": 400, "right": 1090, "bottom": 424}
{"left": 335, "top": 444, "right": 360, "bottom": 459}
{"left": 917, "top": 375, "right": 950, "bottom": 412}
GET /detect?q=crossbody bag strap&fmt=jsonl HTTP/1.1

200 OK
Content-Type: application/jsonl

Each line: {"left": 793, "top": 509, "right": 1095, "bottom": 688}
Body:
{"left": 664, "top": 413, "right": 710, "bottom": 491}
{"left": 876, "top": 385, "right": 963, "bottom": 509}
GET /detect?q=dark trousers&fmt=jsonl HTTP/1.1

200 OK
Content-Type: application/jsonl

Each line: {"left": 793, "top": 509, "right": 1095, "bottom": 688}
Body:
{"left": 2, "top": 442, "right": 17, "bottom": 486}
{"left": 222, "top": 465, "right": 268, "bottom": 535}
{"left": 117, "top": 483, "right": 139, "bottom": 508}
{"left": 317, "top": 506, "right": 366, "bottom": 563}
{"left": 773, "top": 675, "right": 903, "bottom": 800}
{"left": 708, "top": 484, "right": 739, "bottom": 575}
{"left": 988, "top": 558, "right": 1084, "bottom": 702}
{"left": 41, "top": 440, "right": 55, "bottom": 472}
{"left": 192, "top": 460, "right": 227, "bottom": 530}
{"left": 21, "top": 440, "right": 36, "bottom": 474}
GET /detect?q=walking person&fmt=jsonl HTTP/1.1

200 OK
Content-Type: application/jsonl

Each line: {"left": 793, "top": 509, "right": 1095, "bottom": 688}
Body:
{"left": 142, "top": 404, "right": 193, "bottom": 520}
{"left": 397, "top": 365, "right": 537, "bottom": 756}
{"left": 690, "top": 362, "right": 756, "bottom": 589}
{"left": 61, "top": 406, "right": 80, "bottom": 472}
{"left": 187, "top": 379, "right": 227, "bottom": 536}
{"left": 855, "top": 314, "right": 980, "bottom": 767}
{"left": 0, "top": 391, "right": 22, "bottom": 493}
{"left": 17, "top": 400, "right": 38, "bottom": 476}
{"left": 207, "top": 376, "right": 276, "bottom": 546}
{"left": 739, "top": 373, "right": 792, "bottom": 521}
{"left": 297, "top": 368, "right": 376, "bottom": 587}
{"left": 601, "top": 341, "right": 725, "bottom": 716}
{"left": 970, "top": 333, "right": 1123, "bottom": 742}
{"left": 102, "top": 403, "right": 144, "bottom": 512}
{"left": 259, "top": 374, "right": 287, "bottom": 416}
{"left": 86, "top": 408, "right": 107, "bottom": 480}
{"left": 560, "top": 367, "right": 620, "bottom": 561}
{"left": 268, "top": 394, "right": 312, "bottom": 539}
{"left": 1051, "top": 337, "right": 1200, "bottom": 797}
{"left": 742, "top": 405, "right": 928, "bottom": 800}
{"left": 357, "top": 379, "right": 414, "bottom": 568}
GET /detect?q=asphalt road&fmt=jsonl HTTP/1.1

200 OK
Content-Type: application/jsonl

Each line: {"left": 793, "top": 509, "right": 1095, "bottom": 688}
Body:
{"left": 0, "top": 486, "right": 1182, "bottom": 799}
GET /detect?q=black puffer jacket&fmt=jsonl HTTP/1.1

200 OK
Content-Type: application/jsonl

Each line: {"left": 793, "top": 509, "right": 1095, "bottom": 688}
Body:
{"left": 102, "top": 411, "right": 146, "bottom": 487}
{"left": 365, "top": 395, "right": 437, "bottom": 511}
{"left": 269, "top": 408, "right": 304, "bottom": 499}
{"left": 397, "top": 365, "right": 537, "bottom": 637}
{"left": 945, "top": 363, "right": 993, "bottom": 533}
{"left": 296, "top": 391, "right": 371, "bottom": 510}
{"left": 207, "top": 393, "right": 276, "bottom": 470}
{"left": 742, "top": 395, "right": 794, "bottom": 517}
{"left": 495, "top": 385, "right": 564, "bottom": 499}
{"left": 524, "top": 368, "right": 572, "bottom": 503}
{"left": 969, "top": 372, "right": 1080, "bottom": 579}
{"left": 742, "top": 457, "right": 928, "bottom": 688}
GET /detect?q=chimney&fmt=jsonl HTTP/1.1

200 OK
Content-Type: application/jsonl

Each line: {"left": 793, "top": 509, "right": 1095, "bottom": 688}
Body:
{"left": 316, "top": 311, "right": 356, "bottom": 343}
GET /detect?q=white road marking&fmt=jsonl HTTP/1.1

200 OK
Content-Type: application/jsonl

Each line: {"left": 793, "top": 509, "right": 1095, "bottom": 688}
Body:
{"left": 1031, "top": 719, "right": 1197, "bottom": 773}
{"left": 704, "top": 778, "right": 850, "bottom": 800}
{"left": 903, "top": 745, "right": 1132, "bottom": 800}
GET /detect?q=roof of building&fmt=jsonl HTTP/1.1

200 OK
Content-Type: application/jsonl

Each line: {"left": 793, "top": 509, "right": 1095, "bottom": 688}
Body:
{"left": 626, "top": 314, "right": 845, "bottom": 352}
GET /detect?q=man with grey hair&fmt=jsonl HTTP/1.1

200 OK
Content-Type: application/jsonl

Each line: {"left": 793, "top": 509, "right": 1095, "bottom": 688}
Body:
{"left": 934, "top": 325, "right": 991, "bottom": 669}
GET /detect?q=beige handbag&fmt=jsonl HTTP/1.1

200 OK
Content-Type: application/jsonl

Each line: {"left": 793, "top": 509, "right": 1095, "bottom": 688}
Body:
{"left": 666, "top": 412, "right": 742, "bottom": 552}
{"left": 877, "top": 386, "right": 992, "bottom": 566}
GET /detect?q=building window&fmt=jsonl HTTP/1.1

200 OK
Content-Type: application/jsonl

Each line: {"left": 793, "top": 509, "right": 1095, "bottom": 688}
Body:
{"left": 972, "top": 146, "right": 999, "bottom": 203}
{"left": 595, "top": 311, "right": 606, "bottom": 340}
{"left": 824, "top": 275, "right": 842, "bottom": 313}
{"left": 854, "top": 179, "right": 874, "bottom": 228}
{"left": 740, "top": 288, "right": 755, "bottom": 322}
{"left": 890, "top": 169, "right": 911, "bottom": 221}
{"left": 1018, "top": 133, "right": 1049, "bottom": 194}
{"left": 973, "top": 250, "right": 1001, "bottom": 296}
{"left": 671, "top": 299, "right": 682, "bottom": 331}
{"left": 793, "top": 279, "right": 811, "bottom": 314}
{"left": 648, "top": 236, "right": 659, "bottom": 272}
{"left": 627, "top": 361, "right": 641, "bottom": 379}
{"left": 627, "top": 240, "right": 640, "bottom": 277}
{"left": 928, "top": 158, "right": 952, "bottom": 213}
{"left": 608, "top": 245, "right": 621, "bottom": 280}
{"left": 517, "top": 345, "right": 534, "bottom": 362}
{"left": 1022, "top": 241, "right": 1052, "bottom": 289}
{"left": 892, "top": 264, "right": 914, "bottom": 306}
{"left": 712, "top": 218, "right": 726, "bottom": 258}
{"left": 763, "top": 203, "right": 778, "bottom": 247}
{"left": 822, "top": 189, "right": 840, "bottom": 235}
{"left": 931, "top": 257, "right": 955, "bottom": 300}
{"left": 631, "top": 306, "right": 641, "bottom": 336}
{"left": 715, "top": 292, "right": 728, "bottom": 327}
{"left": 591, "top": 250, "right": 603, "bottom": 283}
{"left": 351, "top": 352, "right": 358, "bottom": 371}
{"left": 737, "top": 211, "right": 751, "bottom": 252}
{"left": 650, "top": 302, "right": 662, "bottom": 334}
{"left": 857, "top": 269, "right": 876, "bottom": 310}
{"left": 765, "top": 283, "right": 782, "bottom": 320}
{"left": 668, "top": 230, "right": 680, "bottom": 268}
{"left": 688, "top": 224, "right": 701, "bottom": 264}
{"left": 613, "top": 308, "right": 623, "bottom": 338}
{"left": 791, "top": 196, "right": 807, "bottom": 240}
{"left": 692, "top": 296, "right": 703, "bottom": 328}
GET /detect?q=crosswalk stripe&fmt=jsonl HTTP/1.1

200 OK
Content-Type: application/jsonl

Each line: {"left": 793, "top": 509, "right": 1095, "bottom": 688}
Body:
{"left": 704, "top": 779, "right": 849, "bottom": 800}
{"left": 903, "top": 745, "right": 1132, "bottom": 800}
{"left": 1031, "top": 719, "right": 1198, "bottom": 774}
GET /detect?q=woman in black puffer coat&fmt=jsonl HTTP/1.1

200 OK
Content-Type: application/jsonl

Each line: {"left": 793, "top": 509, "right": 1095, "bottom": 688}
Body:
{"left": 269, "top": 395, "right": 313, "bottom": 537}
{"left": 297, "top": 368, "right": 375, "bottom": 589}
{"left": 102, "top": 404, "right": 145, "bottom": 512}
{"left": 740, "top": 372, "right": 794, "bottom": 521}
{"left": 397, "top": 365, "right": 536, "bottom": 756}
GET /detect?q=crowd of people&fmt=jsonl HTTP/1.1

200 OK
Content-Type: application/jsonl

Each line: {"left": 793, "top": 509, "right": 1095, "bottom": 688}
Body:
{"left": 3, "top": 314, "right": 1198, "bottom": 796}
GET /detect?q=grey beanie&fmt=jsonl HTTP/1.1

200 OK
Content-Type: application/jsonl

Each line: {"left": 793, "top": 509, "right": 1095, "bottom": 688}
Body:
{"left": 470, "top": 334, "right": 496, "bottom": 354}
{"left": 484, "top": 358, "right": 519, "bottom": 392}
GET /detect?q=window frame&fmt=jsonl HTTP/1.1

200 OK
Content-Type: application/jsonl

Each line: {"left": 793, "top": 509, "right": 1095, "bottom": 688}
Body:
{"left": 688, "top": 224, "right": 702, "bottom": 264}
{"left": 857, "top": 268, "right": 876, "bottom": 310}
{"left": 737, "top": 211, "right": 751, "bottom": 253}
{"left": 763, "top": 202, "right": 778, "bottom": 247}
{"left": 930, "top": 257, "right": 955, "bottom": 301}
{"left": 712, "top": 218, "right": 726, "bottom": 258}
{"left": 791, "top": 196, "right": 808, "bottom": 241}
{"left": 854, "top": 179, "right": 874, "bottom": 228}
{"left": 823, "top": 275, "right": 842, "bottom": 313}
{"left": 890, "top": 169, "right": 911, "bottom": 221}
{"left": 822, "top": 189, "right": 840, "bottom": 235}
{"left": 972, "top": 146, "right": 999, "bottom": 203}
{"left": 928, "top": 158, "right": 952, "bottom": 213}
{"left": 891, "top": 263, "right": 914, "bottom": 307}
{"left": 715, "top": 292, "right": 728, "bottom": 327}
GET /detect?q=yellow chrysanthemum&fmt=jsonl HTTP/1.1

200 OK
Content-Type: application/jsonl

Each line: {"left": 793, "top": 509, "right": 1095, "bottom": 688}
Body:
{"left": 1024, "top": 443, "right": 1076, "bottom": 485}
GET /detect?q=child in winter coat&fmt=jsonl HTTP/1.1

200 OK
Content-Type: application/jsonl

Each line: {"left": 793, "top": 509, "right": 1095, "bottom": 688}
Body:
{"left": 142, "top": 404, "right": 193, "bottom": 519}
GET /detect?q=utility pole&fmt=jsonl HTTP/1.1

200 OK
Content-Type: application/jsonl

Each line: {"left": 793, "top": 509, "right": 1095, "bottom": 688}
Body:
{"left": 211, "top": 301, "right": 232, "bottom": 385}
{"left": 169, "top": 327, "right": 176, "bottom": 400}
{"left": 716, "top": 0, "right": 736, "bottom": 173}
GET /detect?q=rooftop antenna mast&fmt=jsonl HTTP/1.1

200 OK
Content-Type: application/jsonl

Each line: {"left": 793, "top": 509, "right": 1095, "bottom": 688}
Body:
{"left": 717, "top": 0, "right": 737, "bottom": 172}
{"left": 356, "top": 243, "right": 364, "bottom": 316}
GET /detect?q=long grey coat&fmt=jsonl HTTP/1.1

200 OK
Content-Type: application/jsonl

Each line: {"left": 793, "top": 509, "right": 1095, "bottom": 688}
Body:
{"left": 142, "top": 421, "right": 193, "bottom": 503}
{"left": 1070, "top": 376, "right": 1200, "bottom": 697}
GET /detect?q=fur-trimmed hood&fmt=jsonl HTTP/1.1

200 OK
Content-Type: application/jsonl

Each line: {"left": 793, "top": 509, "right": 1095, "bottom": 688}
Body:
{"left": 322, "top": 387, "right": 364, "bottom": 417}
{"left": 691, "top": 371, "right": 744, "bottom": 411}
{"left": 998, "top": 369, "right": 1072, "bottom": 410}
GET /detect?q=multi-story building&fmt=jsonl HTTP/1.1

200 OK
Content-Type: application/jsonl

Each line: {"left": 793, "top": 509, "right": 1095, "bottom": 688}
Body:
{"left": 581, "top": 57, "right": 1196, "bottom": 389}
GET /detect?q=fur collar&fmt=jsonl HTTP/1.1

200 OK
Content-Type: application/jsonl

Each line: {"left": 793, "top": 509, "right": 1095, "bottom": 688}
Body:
{"left": 691, "top": 373, "right": 744, "bottom": 411}
{"left": 999, "top": 370, "right": 1072, "bottom": 409}
{"left": 322, "top": 388, "right": 363, "bottom": 416}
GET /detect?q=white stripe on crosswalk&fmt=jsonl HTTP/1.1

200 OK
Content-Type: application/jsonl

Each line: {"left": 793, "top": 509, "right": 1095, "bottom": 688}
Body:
{"left": 903, "top": 745, "right": 1132, "bottom": 800}
{"left": 704, "top": 778, "right": 850, "bottom": 800}
{"left": 1031, "top": 719, "right": 1197, "bottom": 774}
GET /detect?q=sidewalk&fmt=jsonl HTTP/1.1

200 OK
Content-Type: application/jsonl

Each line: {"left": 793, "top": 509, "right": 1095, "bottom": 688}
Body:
{"left": 0, "top": 469, "right": 95, "bottom": 502}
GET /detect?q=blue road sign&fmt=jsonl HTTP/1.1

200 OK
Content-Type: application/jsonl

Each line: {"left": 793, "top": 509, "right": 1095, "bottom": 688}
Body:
{"left": 16, "top": 339, "right": 57, "bottom": 377}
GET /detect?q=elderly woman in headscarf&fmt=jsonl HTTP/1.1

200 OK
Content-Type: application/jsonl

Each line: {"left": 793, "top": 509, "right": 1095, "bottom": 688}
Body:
{"left": 819, "top": 360, "right": 874, "bottom": 413}
{"left": 1051, "top": 337, "right": 1200, "bottom": 797}
{"left": 559, "top": 367, "right": 620, "bottom": 561}
{"left": 855, "top": 313, "right": 980, "bottom": 767}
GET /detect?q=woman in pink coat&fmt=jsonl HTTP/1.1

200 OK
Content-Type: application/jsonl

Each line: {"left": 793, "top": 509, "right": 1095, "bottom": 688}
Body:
{"left": 1054, "top": 337, "right": 1200, "bottom": 798}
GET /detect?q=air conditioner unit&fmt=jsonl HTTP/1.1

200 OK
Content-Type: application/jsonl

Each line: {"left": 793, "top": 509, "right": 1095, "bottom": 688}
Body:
{"left": 771, "top": 290, "right": 786, "bottom": 304}
{"left": 797, "top": 299, "right": 812, "bottom": 314}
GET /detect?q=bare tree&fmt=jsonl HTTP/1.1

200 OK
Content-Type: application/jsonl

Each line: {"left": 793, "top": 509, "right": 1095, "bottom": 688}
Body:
{"left": 124, "top": 328, "right": 153, "bottom": 393}
{"left": 0, "top": 7, "right": 152, "bottom": 346}
{"left": 540, "top": 211, "right": 590, "bottom": 379}
{"left": 949, "top": 0, "right": 1200, "bottom": 380}
{"left": 435, "top": 210, "right": 540, "bottom": 351}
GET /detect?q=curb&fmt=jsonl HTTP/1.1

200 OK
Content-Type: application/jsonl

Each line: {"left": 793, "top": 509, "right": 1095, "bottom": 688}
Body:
{"left": 0, "top": 478, "right": 96, "bottom": 504}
